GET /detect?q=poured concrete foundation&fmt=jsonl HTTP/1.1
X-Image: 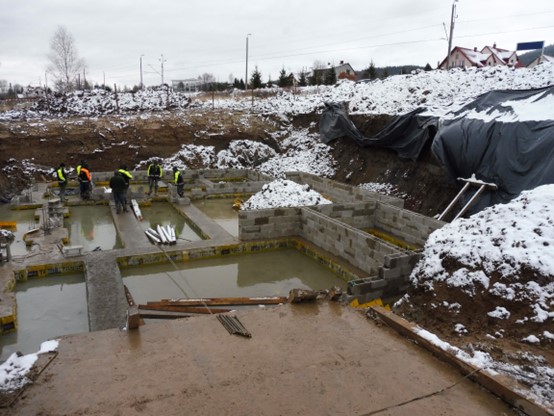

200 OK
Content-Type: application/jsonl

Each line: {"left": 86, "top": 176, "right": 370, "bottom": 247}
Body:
{"left": 1, "top": 168, "right": 443, "bottom": 345}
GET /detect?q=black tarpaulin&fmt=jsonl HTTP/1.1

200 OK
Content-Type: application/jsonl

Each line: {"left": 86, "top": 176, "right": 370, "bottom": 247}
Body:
{"left": 432, "top": 86, "right": 554, "bottom": 214}
{"left": 319, "top": 102, "right": 438, "bottom": 161}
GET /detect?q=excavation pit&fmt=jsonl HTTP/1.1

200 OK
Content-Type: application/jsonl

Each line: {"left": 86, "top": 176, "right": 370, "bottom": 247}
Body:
{"left": 65, "top": 206, "right": 123, "bottom": 251}
{"left": 0, "top": 205, "right": 38, "bottom": 256}
{"left": 192, "top": 198, "right": 239, "bottom": 237}
{"left": 140, "top": 202, "right": 204, "bottom": 242}
{"left": 121, "top": 248, "right": 347, "bottom": 308}
{"left": 0, "top": 273, "right": 88, "bottom": 362}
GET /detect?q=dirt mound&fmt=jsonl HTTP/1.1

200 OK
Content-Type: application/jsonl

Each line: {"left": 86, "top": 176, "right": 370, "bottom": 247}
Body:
{"left": 394, "top": 185, "right": 554, "bottom": 406}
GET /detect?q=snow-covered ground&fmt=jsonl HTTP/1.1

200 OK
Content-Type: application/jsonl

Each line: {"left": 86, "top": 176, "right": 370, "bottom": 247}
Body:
{"left": 396, "top": 184, "right": 554, "bottom": 409}
{"left": 1, "top": 63, "right": 552, "bottom": 122}
{"left": 0, "top": 340, "right": 58, "bottom": 393}
{"left": 241, "top": 179, "right": 332, "bottom": 210}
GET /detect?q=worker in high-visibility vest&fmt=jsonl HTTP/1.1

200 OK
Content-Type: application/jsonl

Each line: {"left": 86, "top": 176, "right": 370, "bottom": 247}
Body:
{"left": 56, "top": 162, "right": 67, "bottom": 202}
{"left": 146, "top": 159, "right": 163, "bottom": 196}
{"left": 117, "top": 165, "right": 133, "bottom": 210}
{"left": 78, "top": 163, "right": 92, "bottom": 199}
{"left": 173, "top": 166, "right": 184, "bottom": 197}
{"left": 76, "top": 160, "right": 85, "bottom": 176}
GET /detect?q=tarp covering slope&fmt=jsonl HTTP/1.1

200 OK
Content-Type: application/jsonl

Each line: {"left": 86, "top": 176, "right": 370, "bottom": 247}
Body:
{"left": 319, "top": 102, "right": 438, "bottom": 161}
{"left": 432, "top": 86, "right": 554, "bottom": 214}
{"left": 320, "top": 86, "right": 554, "bottom": 216}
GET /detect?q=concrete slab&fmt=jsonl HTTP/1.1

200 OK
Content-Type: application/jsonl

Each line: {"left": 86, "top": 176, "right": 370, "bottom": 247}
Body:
{"left": 3, "top": 303, "right": 519, "bottom": 416}
{"left": 84, "top": 252, "right": 128, "bottom": 331}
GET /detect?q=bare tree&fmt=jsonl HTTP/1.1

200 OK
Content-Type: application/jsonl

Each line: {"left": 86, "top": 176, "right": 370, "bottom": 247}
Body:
{"left": 47, "top": 26, "right": 85, "bottom": 92}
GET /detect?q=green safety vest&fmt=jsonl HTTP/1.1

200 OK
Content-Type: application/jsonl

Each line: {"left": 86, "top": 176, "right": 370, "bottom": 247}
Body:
{"left": 118, "top": 169, "right": 133, "bottom": 180}
{"left": 56, "top": 167, "right": 66, "bottom": 182}
{"left": 174, "top": 171, "right": 182, "bottom": 184}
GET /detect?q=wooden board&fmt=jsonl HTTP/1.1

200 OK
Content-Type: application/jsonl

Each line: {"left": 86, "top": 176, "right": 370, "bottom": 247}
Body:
{"left": 148, "top": 296, "right": 287, "bottom": 307}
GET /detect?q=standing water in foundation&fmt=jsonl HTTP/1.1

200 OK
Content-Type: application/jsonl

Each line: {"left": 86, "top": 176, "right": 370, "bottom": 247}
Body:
{"left": 65, "top": 206, "right": 122, "bottom": 251}
{"left": 122, "top": 248, "right": 347, "bottom": 304}
{"left": 140, "top": 202, "right": 203, "bottom": 242}
{"left": 0, "top": 205, "right": 38, "bottom": 256}
{"left": 193, "top": 198, "right": 238, "bottom": 237}
{"left": 0, "top": 274, "right": 88, "bottom": 362}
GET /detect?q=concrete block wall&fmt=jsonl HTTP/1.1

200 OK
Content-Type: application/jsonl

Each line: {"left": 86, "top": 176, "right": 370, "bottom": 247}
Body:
{"left": 239, "top": 207, "right": 303, "bottom": 240}
{"left": 300, "top": 208, "right": 399, "bottom": 276}
{"left": 311, "top": 202, "right": 377, "bottom": 229}
{"left": 374, "top": 202, "right": 444, "bottom": 247}
{"left": 285, "top": 172, "right": 404, "bottom": 208}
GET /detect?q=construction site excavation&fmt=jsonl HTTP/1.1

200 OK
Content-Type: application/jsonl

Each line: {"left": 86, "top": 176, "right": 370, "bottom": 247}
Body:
{"left": 0, "top": 63, "right": 553, "bottom": 415}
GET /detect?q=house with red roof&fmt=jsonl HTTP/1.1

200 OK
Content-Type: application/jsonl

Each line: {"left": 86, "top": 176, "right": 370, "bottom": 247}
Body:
{"left": 439, "top": 44, "right": 522, "bottom": 69}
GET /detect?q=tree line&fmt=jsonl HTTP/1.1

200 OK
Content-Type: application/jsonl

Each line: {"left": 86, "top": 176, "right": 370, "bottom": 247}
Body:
{"left": 1, "top": 26, "right": 434, "bottom": 97}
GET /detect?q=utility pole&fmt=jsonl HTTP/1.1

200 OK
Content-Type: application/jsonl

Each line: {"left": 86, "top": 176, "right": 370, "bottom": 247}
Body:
{"left": 245, "top": 33, "right": 251, "bottom": 91}
{"left": 140, "top": 54, "right": 144, "bottom": 89}
{"left": 446, "top": 0, "right": 458, "bottom": 70}
{"left": 159, "top": 54, "right": 167, "bottom": 85}
{"left": 103, "top": 72, "right": 106, "bottom": 88}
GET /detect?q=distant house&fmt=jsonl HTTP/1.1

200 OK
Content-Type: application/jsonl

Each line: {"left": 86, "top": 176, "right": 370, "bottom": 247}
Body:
{"left": 20, "top": 86, "right": 45, "bottom": 98}
{"left": 527, "top": 54, "right": 554, "bottom": 68}
{"left": 312, "top": 61, "right": 356, "bottom": 84}
{"left": 439, "top": 44, "right": 522, "bottom": 69}
{"left": 171, "top": 79, "right": 202, "bottom": 92}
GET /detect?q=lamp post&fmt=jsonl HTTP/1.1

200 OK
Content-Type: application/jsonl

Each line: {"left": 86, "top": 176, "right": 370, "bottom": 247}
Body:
{"left": 159, "top": 54, "right": 167, "bottom": 85}
{"left": 446, "top": 0, "right": 458, "bottom": 70}
{"left": 245, "top": 33, "right": 252, "bottom": 91}
{"left": 140, "top": 55, "right": 144, "bottom": 89}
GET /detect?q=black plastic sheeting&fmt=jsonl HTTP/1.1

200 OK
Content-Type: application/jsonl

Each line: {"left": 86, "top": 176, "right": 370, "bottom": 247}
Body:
{"left": 319, "top": 102, "right": 438, "bottom": 161}
{"left": 432, "top": 86, "right": 554, "bottom": 214}
{"left": 319, "top": 86, "right": 554, "bottom": 216}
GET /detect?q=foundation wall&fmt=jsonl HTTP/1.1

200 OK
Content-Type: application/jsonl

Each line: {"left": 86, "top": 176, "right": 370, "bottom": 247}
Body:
{"left": 238, "top": 207, "right": 303, "bottom": 240}
{"left": 310, "top": 202, "right": 377, "bottom": 229}
{"left": 374, "top": 202, "right": 444, "bottom": 247}
{"left": 285, "top": 172, "right": 404, "bottom": 207}
{"left": 300, "top": 208, "right": 398, "bottom": 275}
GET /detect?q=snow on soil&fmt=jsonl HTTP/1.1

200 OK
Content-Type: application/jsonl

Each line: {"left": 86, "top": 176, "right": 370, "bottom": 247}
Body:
{"left": 241, "top": 179, "right": 332, "bottom": 210}
{"left": 1, "top": 64, "right": 552, "bottom": 122}
{"left": 0, "top": 340, "right": 58, "bottom": 393}
{"left": 395, "top": 184, "right": 554, "bottom": 408}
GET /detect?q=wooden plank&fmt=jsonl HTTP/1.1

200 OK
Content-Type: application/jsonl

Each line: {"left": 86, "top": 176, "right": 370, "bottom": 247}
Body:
{"left": 148, "top": 296, "right": 288, "bottom": 307}
{"left": 124, "top": 285, "right": 136, "bottom": 307}
{"left": 139, "top": 305, "right": 232, "bottom": 314}
{"left": 139, "top": 311, "right": 191, "bottom": 320}
{"left": 369, "top": 306, "right": 552, "bottom": 416}
{"left": 126, "top": 306, "right": 141, "bottom": 329}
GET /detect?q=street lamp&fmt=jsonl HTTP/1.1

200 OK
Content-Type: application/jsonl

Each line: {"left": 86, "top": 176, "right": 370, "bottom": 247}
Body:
{"left": 245, "top": 33, "right": 252, "bottom": 91}
{"left": 446, "top": 0, "right": 458, "bottom": 70}
{"left": 159, "top": 54, "right": 167, "bottom": 85}
{"left": 140, "top": 54, "right": 144, "bottom": 89}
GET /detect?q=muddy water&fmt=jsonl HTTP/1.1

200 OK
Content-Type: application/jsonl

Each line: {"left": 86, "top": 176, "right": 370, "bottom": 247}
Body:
{"left": 193, "top": 198, "right": 238, "bottom": 237}
{"left": 140, "top": 202, "right": 203, "bottom": 242}
{"left": 0, "top": 274, "right": 88, "bottom": 362}
{"left": 0, "top": 205, "right": 38, "bottom": 256}
{"left": 65, "top": 206, "right": 123, "bottom": 251}
{"left": 122, "top": 248, "right": 346, "bottom": 304}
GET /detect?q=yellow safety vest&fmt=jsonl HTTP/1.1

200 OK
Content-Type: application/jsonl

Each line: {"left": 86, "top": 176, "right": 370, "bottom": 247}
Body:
{"left": 56, "top": 167, "right": 66, "bottom": 182}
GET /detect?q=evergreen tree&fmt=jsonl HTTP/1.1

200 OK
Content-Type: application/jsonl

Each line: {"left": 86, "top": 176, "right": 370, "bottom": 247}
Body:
{"left": 233, "top": 78, "right": 240, "bottom": 89}
{"left": 250, "top": 67, "right": 263, "bottom": 89}
{"left": 239, "top": 79, "right": 245, "bottom": 90}
{"left": 382, "top": 68, "right": 390, "bottom": 78}
{"left": 367, "top": 61, "right": 377, "bottom": 80}
{"left": 278, "top": 68, "right": 288, "bottom": 88}
{"left": 298, "top": 70, "right": 307, "bottom": 87}
{"left": 324, "top": 67, "right": 336, "bottom": 85}
{"left": 424, "top": 63, "right": 433, "bottom": 71}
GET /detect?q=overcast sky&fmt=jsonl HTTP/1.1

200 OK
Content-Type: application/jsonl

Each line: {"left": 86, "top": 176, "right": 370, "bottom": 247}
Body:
{"left": 1, "top": 0, "right": 552, "bottom": 88}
